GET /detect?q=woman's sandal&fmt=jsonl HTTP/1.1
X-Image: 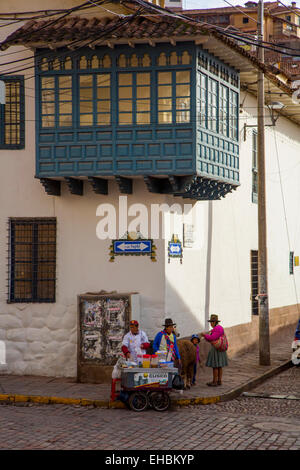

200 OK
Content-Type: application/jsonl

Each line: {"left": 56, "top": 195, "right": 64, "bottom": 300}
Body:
{"left": 206, "top": 382, "right": 218, "bottom": 386}
{"left": 217, "top": 381, "right": 222, "bottom": 386}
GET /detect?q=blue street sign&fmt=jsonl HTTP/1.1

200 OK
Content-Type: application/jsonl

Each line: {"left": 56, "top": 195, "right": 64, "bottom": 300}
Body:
{"left": 168, "top": 242, "right": 182, "bottom": 256}
{"left": 114, "top": 240, "right": 152, "bottom": 254}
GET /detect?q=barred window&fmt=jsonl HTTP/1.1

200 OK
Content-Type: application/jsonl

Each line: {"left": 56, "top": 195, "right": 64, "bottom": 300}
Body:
{"left": 8, "top": 218, "right": 56, "bottom": 303}
{"left": 0, "top": 76, "right": 25, "bottom": 149}
{"left": 252, "top": 130, "right": 258, "bottom": 203}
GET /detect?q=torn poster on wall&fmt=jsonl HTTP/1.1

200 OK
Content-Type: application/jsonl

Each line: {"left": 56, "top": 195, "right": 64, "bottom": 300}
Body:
{"left": 79, "top": 295, "right": 130, "bottom": 365}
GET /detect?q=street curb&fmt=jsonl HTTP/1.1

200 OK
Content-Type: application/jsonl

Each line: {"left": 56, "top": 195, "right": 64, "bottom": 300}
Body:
{"left": 218, "top": 359, "right": 293, "bottom": 402}
{"left": 0, "top": 360, "right": 293, "bottom": 409}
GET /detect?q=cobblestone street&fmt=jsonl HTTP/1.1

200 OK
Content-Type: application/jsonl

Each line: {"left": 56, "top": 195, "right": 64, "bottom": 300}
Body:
{"left": 0, "top": 367, "right": 299, "bottom": 451}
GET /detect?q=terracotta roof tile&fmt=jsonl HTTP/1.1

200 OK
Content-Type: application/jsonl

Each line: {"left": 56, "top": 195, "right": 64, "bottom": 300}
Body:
{"left": 0, "top": 14, "right": 206, "bottom": 49}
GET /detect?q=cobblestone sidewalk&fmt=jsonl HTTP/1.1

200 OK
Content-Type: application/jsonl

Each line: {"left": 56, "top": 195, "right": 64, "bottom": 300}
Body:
{"left": 0, "top": 323, "right": 297, "bottom": 406}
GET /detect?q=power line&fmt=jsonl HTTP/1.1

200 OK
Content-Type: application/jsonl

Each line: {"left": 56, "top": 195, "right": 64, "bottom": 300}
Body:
{"left": 0, "top": 2, "right": 110, "bottom": 21}
{"left": 131, "top": 0, "right": 300, "bottom": 57}
{"left": 0, "top": 11, "right": 143, "bottom": 76}
{"left": 1, "top": 0, "right": 300, "bottom": 79}
{"left": 0, "top": 0, "right": 299, "bottom": 73}
{"left": 276, "top": 0, "right": 300, "bottom": 21}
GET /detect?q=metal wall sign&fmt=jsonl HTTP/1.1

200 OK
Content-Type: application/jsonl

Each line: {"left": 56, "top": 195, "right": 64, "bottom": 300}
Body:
{"left": 109, "top": 232, "right": 156, "bottom": 262}
{"left": 168, "top": 234, "right": 183, "bottom": 264}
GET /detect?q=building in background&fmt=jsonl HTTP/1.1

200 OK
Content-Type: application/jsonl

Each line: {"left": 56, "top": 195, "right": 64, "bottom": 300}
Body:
{"left": 171, "top": 1, "right": 300, "bottom": 81}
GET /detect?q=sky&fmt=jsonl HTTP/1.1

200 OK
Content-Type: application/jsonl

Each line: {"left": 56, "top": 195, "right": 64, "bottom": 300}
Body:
{"left": 184, "top": 0, "right": 300, "bottom": 9}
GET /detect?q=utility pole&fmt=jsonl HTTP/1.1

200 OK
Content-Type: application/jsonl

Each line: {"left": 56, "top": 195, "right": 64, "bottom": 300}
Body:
{"left": 257, "top": 0, "right": 271, "bottom": 365}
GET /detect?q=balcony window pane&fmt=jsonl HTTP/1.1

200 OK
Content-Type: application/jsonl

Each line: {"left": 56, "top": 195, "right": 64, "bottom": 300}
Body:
{"left": 41, "top": 77, "right": 54, "bottom": 89}
{"left": 137, "top": 73, "right": 150, "bottom": 85}
{"left": 158, "top": 111, "right": 172, "bottom": 124}
{"left": 42, "top": 116, "right": 55, "bottom": 127}
{"left": 176, "top": 70, "right": 190, "bottom": 83}
{"left": 158, "top": 72, "right": 171, "bottom": 84}
{"left": 59, "top": 102, "right": 72, "bottom": 114}
{"left": 119, "top": 113, "right": 132, "bottom": 125}
{"left": 158, "top": 98, "right": 172, "bottom": 111}
{"left": 137, "top": 100, "right": 150, "bottom": 112}
{"left": 42, "top": 90, "right": 55, "bottom": 102}
{"left": 42, "top": 103, "right": 55, "bottom": 115}
{"left": 80, "top": 75, "right": 93, "bottom": 87}
{"left": 119, "top": 73, "right": 132, "bottom": 86}
{"left": 119, "top": 87, "right": 132, "bottom": 99}
{"left": 176, "top": 97, "right": 190, "bottom": 109}
{"left": 137, "top": 86, "right": 150, "bottom": 99}
{"left": 97, "top": 101, "right": 111, "bottom": 113}
{"left": 97, "top": 114, "right": 110, "bottom": 125}
{"left": 60, "top": 88, "right": 72, "bottom": 101}
{"left": 80, "top": 101, "right": 93, "bottom": 113}
{"left": 176, "top": 111, "right": 190, "bottom": 123}
{"left": 97, "top": 74, "right": 110, "bottom": 87}
{"left": 119, "top": 101, "right": 132, "bottom": 112}
{"left": 59, "top": 76, "right": 71, "bottom": 88}
{"left": 137, "top": 113, "right": 150, "bottom": 124}
{"left": 158, "top": 86, "right": 172, "bottom": 97}
{"left": 176, "top": 85, "right": 190, "bottom": 97}
{"left": 80, "top": 87, "right": 93, "bottom": 100}
{"left": 97, "top": 87, "right": 110, "bottom": 100}
{"left": 80, "top": 114, "right": 93, "bottom": 126}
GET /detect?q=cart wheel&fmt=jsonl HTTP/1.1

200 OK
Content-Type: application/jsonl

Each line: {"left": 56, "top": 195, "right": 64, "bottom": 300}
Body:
{"left": 149, "top": 391, "right": 170, "bottom": 412}
{"left": 128, "top": 392, "right": 148, "bottom": 412}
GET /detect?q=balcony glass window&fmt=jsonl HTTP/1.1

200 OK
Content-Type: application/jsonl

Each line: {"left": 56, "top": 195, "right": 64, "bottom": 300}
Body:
{"left": 118, "top": 72, "right": 150, "bottom": 125}
{"left": 219, "top": 84, "right": 229, "bottom": 136}
{"left": 208, "top": 78, "right": 218, "bottom": 132}
{"left": 79, "top": 73, "right": 111, "bottom": 126}
{"left": 158, "top": 70, "right": 191, "bottom": 124}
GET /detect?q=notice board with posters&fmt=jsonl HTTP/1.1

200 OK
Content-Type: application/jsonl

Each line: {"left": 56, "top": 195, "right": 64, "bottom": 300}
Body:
{"left": 77, "top": 291, "right": 140, "bottom": 383}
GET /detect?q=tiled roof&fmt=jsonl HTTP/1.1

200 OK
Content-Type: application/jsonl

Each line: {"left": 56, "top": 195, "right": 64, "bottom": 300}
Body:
{"left": 0, "top": 14, "right": 210, "bottom": 50}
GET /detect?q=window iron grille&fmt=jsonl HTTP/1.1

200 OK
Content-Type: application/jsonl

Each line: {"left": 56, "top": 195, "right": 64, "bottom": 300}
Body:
{"left": 0, "top": 75, "right": 25, "bottom": 149}
{"left": 8, "top": 218, "right": 56, "bottom": 303}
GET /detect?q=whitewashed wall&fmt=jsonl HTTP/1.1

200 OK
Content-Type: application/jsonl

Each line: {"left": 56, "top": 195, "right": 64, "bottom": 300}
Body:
{"left": 1, "top": 4, "right": 300, "bottom": 376}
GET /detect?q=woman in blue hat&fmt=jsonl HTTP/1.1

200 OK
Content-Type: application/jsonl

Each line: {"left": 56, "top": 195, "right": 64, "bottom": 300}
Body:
{"left": 190, "top": 334, "right": 201, "bottom": 385}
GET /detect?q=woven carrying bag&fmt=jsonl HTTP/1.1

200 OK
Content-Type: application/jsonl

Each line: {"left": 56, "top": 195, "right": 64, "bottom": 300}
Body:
{"left": 211, "top": 333, "right": 228, "bottom": 352}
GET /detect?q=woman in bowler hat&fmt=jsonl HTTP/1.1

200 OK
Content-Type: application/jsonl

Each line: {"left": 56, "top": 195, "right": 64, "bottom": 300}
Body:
{"left": 200, "top": 314, "right": 228, "bottom": 386}
{"left": 153, "top": 318, "right": 181, "bottom": 367}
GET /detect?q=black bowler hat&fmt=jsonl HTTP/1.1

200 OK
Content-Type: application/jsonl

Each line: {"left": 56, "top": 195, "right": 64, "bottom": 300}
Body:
{"left": 163, "top": 318, "right": 176, "bottom": 327}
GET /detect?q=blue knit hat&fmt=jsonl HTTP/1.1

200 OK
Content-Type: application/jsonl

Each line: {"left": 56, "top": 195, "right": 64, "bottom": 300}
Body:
{"left": 191, "top": 334, "right": 200, "bottom": 343}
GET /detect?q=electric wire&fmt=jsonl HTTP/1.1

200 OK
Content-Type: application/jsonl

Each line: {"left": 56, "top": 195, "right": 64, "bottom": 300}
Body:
{"left": 0, "top": 0, "right": 300, "bottom": 76}
{"left": 276, "top": 0, "right": 300, "bottom": 20}
{"left": 0, "top": 10, "right": 143, "bottom": 76}
{"left": 130, "top": 0, "right": 300, "bottom": 57}
{"left": 221, "top": 0, "right": 258, "bottom": 23}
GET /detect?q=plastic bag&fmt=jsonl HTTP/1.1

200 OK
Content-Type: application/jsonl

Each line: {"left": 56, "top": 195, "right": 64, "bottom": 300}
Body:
{"left": 172, "top": 373, "right": 184, "bottom": 390}
{"left": 112, "top": 355, "right": 126, "bottom": 379}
